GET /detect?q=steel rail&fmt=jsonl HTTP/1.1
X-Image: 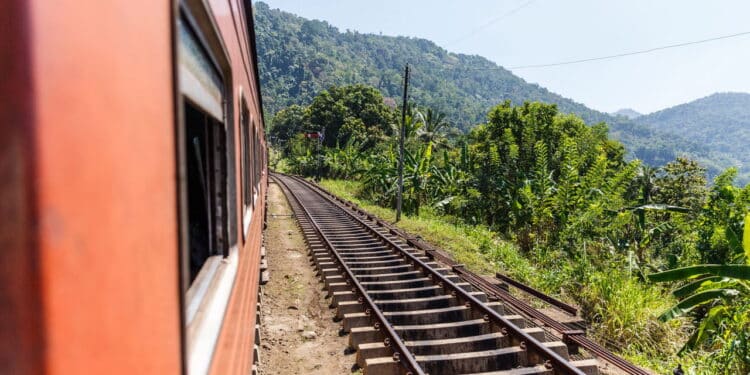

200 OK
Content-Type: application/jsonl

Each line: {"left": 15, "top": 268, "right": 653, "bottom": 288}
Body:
{"left": 300, "top": 176, "right": 651, "bottom": 375}
{"left": 495, "top": 272, "right": 578, "bottom": 315}
{"left": 272, "top": 174, "right": 424, "bottom": 375}
{"left": 286, "top": 174, "right": 585, "bottom": 375}
{"left": 455, "top": 273, "right": 650, "bottom": 375}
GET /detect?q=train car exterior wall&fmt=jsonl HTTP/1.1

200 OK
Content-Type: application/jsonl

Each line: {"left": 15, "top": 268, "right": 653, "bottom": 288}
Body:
{"left": 0, "top": 0, "right": 266, "bottom": 374}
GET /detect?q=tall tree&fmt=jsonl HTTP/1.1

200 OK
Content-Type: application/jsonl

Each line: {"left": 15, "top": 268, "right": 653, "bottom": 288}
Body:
{"left": 269, "top": 104, "right": 309, "bottom": 152}
{"left": 307, "top": 84, "right": 396, "bottom": 148}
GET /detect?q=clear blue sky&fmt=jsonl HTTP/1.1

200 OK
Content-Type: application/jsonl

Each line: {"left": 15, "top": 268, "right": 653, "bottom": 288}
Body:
{"left": 256, "top": 0, "right": 750, "bottom": 114}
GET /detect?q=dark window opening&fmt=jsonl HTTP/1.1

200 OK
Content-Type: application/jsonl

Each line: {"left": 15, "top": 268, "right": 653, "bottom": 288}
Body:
{"left": 251, "top": 125, "right": 260, "bottom": 205}
{"left": 241, "top": 100, "right": 253, "bottom": 210}
{"left": 184, "top": 101, "right": 228, "bottom": 283}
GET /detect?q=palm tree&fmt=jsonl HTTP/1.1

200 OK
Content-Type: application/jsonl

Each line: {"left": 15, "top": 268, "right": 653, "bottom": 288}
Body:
{"left": 390, "top": 103, "right": 423, "bottom": 142}
{"left": 417, "top": 108, "right": 450, "bottom": 149}
{"left": 634, "top": 164, "right": 659, "bottom": 208}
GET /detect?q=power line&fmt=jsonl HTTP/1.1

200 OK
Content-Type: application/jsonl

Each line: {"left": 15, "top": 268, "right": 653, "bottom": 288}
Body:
{"left": 445, "top": 0, "right": 537, "bottom": 46}
{"left": 428, "top": 30, "right": 750, "bottom": 73}
{"left": 348, "top": 27, "right": 750, "bottom": 76}
{"left": 508, "top": 30, "right": 750, "bottom": 70}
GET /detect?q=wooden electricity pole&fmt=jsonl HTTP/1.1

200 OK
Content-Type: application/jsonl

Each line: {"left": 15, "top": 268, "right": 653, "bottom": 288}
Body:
{"left": 396, "top": 64, "right": 409, "bottom": 222}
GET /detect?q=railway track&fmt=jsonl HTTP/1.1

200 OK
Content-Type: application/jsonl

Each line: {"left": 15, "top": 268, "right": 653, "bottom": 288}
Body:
{"left": 272, "top": 173, "right": 633, "bottom": 375}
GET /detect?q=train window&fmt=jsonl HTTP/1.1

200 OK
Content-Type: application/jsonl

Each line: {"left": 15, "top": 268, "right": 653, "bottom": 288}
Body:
{"left": 177, "top": 6, "right": 238, "bottom": 374}
{"left": 183, "top": 101, "right": 228, "bottom": 282}
{"left": 178, "top": 17, "right": 229, "bottom": 283}
{"left": 251, "top": 123, "right": 259, "bottom": 206}
{"left": 240, "top": 95, "right": 254, "bottom": 234}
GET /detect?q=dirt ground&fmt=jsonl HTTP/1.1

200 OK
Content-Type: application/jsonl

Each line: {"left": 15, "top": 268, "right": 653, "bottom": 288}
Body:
{"left": 260, "top": 182, "right": 355, "bottom": 375}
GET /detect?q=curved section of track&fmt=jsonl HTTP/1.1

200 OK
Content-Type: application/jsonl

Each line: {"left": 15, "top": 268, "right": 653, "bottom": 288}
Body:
{"left": 273, "top": 173, "right": 605, "bottom": 375}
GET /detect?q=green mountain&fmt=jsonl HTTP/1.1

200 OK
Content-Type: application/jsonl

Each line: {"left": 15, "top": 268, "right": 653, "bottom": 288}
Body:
{"left": 635, "top": 92, "right": 750, "bottom": 183}
{"left": 252, "top": 2, "right": 711, "bottom": 170}
{"left": 612, "top": 108, "right": 642, "bottom": 119}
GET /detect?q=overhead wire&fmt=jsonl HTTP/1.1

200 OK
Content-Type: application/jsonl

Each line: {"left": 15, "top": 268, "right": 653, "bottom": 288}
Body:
{"left": 508, "top": 30, "right": 750, "bottom": 69}
{"left": 445, "top": 0, "right": 538, "bottom": 46}
{"left": 438, "top": 31, "right": 750, "bottom": 72}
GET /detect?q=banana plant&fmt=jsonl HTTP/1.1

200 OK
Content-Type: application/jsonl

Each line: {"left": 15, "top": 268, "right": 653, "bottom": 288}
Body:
{"left": 324, "top": 138, "right": 366, "bottom": 179}
{"left": 649, "top": 265, "right": 749, "bottom": 321}
{"left": 401, "top": 143, "right": 433, "bottom": 216}
{"left": 648, "top": 213, "right": 750, "bottom": 357}
{"left": 359, "top": 142, "right": 436, "bottom": 216}
{"left": 360, "top": 150, "right": 397, "bottom": 205}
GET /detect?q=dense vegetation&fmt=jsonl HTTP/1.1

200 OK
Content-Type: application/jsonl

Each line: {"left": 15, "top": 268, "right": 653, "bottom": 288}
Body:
{"left": 271, "top": 84, "right": 750, "bottom": 373}
{"left": 634, "top": 92, "right": 750, "bottom": 184}
{"left": 253, "top": 2, "right": 743, "bottom": 179}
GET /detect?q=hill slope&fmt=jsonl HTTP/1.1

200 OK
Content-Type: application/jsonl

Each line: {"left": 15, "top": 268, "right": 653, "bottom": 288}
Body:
{"left": 635, "top": 92, "right": 750, "bottom": 182}
{"left": 612, "top": 108, "right": 642, "bottom": 119}
{"left": 252, "top": 2, "right": 711, "bottom": 169}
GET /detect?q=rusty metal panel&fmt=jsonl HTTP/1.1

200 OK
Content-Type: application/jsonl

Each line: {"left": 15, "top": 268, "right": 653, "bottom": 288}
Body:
{"left": 26, "top": 0, "right": 183, "bottom": 374}
{"left": 204, "top": 0, "right": 267, "bottom": 373}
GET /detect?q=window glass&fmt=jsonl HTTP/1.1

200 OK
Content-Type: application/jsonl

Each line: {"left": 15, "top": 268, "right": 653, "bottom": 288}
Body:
{"left": 241, "top": 100, "right": 253, "bottom": 210}
{"left": 251, "top": 124, "right": 259, "bottom": 205}
{"left": 178, "top": 18, "right": 223, "bottom": 120}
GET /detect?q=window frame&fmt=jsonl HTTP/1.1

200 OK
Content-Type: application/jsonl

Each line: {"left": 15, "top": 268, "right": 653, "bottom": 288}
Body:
{"left": 251, "top": 121, "right": 259, "bottom": 207}
{"left": 175, "top": 1, "right": 239, "bottom": 374}
{"left": 239, "top": 91, "right": 253, "bottom": 237}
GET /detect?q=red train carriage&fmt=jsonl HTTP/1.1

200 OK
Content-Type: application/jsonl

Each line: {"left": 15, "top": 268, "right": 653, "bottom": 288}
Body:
{"left": 1, "top": 0, "right": 267, "bottom": 374}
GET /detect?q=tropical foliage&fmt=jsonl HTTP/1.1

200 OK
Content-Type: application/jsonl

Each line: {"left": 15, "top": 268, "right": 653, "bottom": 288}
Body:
{"left": 647, "top": 171, "right": 750, "bottom": 374}
{"left": 270, "top": 83, "right": 750, "bottom": 372}
{"left": 253, "top": 2, "right": 749, "bottom": 181}
{"left": 254, "top": 1, "right": 750, "bottom": 369}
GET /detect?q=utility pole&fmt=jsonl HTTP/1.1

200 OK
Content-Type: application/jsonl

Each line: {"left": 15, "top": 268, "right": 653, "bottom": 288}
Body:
{"left": 396, "top": 64, "right": 409, "bottom": 222}
{"left": 317, "top": 126, "right": 325, "bottom": 182}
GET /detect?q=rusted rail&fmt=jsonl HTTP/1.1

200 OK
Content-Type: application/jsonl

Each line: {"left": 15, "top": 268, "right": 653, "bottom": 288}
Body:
{"left": 274, "top": 173, "right": 595, "bottom": 375}
{"left": 495, "top": 272, "right": 578, "bottom": 316}
{"left": 300, "top": 176, "right": 651, "bottom": 375}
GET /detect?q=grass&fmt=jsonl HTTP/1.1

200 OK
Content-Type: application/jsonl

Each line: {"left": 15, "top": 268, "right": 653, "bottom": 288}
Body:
{"left": 580, "top": 269, "right": 691, "bottom": 372}
{"left": 319, "top": 179, "right": 539, "bottom": 283}
{"left": 317, "top": 178, "right": 718, "bottom": 373}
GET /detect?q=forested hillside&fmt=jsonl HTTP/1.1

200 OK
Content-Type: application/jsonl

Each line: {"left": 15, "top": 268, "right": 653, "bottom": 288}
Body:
{"left": 635, "top": 92, "right": 750, "bottom": 183}
{"left": 253, "top": 2, "right": 710, "bottom": 168}
{"left": 612, "top": 108, "right": 642, "bottom": 119}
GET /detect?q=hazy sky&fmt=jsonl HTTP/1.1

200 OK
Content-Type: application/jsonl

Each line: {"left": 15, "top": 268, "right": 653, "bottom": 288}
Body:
{"left": 256, "top": 0, "right": 750, "bottom": 114}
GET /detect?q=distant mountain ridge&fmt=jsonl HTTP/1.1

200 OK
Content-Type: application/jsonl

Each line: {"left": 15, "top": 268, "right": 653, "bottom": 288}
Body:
{"left": 634, "top": 92, "right": 750, "bottom": 183}
{"left": 252, "top": 2, "right": 737, "bottom": 178}
{"left": 612, "top": 108, "right": 642, "bottom": 119}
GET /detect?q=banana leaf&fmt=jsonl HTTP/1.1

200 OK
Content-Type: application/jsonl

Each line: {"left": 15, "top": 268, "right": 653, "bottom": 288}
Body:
{"left": 620, "top": 204, "right": 690, "bottom": 213}
{"left": 648, "top": 264, "right": 750, "bottom": 282}
{"left": 672, "top": 276, "right": 723, "bottom": 298}
{"left": 658, "top": 288, "right": 738, "bottom": 322}
{"left": 681, "top": 305, "right": 730, "bottom": 352}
